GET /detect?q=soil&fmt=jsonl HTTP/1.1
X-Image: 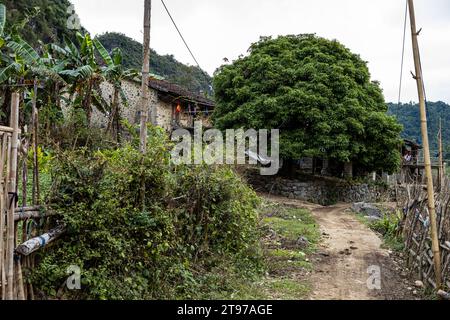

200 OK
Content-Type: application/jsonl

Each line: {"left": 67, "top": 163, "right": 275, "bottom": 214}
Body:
{"left": 263, "top": 194, "right": 419, "bottom": 300}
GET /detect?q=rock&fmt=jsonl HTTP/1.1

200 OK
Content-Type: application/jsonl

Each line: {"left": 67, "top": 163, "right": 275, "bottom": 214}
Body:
{"left": 407, "top": 287, "right": 413, "bottom": 291}
{"left": 365, "top": 216, "right": 382, "bottom": 223}
{"left": 352, "top": 202, "right": 383, "bottom": 218}
{"left": 413, "top": 290, "right": 418, "bottom": 296}
{"left": 297, "top": 236, "right": 309, "bottom": 247}
{"left": 414, "top": 280, "right": 424, "bottom": 288}
{"left": 400, "top": 272, "right": 408, "bottom": 278}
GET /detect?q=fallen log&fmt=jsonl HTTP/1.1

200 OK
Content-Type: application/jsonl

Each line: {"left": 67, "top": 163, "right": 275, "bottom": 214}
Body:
{"left": 15, "top": 225, "right": 66, "bottom": 256}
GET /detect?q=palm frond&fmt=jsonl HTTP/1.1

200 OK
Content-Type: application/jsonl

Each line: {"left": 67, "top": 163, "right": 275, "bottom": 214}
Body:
{"left": 7, "top": 38, "right": 40, "bottom": 65}
{"left": 0, "top": 62, "right": 20, "bottom": 83}
{"left": 94, "top": 38, "right": 114, "bottom": 67}
{"left": 31, "top": 65, "right": 67, "bottom": 85}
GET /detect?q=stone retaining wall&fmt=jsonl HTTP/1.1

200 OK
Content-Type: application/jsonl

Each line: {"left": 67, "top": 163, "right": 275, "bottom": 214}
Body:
{"left": 250, "top": 176, "right": 396, "bottom": 205}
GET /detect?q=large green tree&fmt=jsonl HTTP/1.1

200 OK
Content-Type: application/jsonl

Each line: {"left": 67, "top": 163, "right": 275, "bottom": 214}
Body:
{"left": 213, "top": 35, "right": 403, "bottom": 174}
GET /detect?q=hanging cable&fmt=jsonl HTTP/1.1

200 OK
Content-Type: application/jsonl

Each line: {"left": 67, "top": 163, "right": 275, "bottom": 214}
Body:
{"left": 160, "top": 0, "right": 201, "bottom": 68}
{"left": 398, "top": 0, "right": 408, "bottom": 105}
{"left": 160, "top": 0, "right": 213, "bottom": 95}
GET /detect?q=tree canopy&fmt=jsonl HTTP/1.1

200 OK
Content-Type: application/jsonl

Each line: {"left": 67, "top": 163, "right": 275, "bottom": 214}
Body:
{"left": 213, "top": 35, "right": 403, "bottom": 174}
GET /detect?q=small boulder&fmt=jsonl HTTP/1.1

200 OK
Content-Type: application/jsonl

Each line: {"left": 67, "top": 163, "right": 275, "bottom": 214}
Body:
{"left": 352, "top": 202, "right": 383, "bottom": 218}
{"left": 414, "top": 280, "right": 424, "bottom": 288}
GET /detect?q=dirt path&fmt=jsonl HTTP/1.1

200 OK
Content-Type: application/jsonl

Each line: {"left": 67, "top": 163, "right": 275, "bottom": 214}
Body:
{"left": 264, "top": 195, "right": 415, "bottom": 300}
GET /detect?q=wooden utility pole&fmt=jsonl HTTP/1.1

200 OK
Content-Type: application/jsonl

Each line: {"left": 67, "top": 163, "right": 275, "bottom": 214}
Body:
{"left": 439, "top": 118, "right": 444, "bottom": 190}
{"left": 408, "top": 0, "right": 442, "bottom": 289}
{"left": 140, "top": 0, "right": 152, "bottom": 154}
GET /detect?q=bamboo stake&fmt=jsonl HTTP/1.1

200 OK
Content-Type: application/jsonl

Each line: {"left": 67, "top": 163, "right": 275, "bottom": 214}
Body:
{"left": 4, "top": 132, "right": 12, "bottom": 299}
{"left": 32, "top": 79, "right": 40, "bottom": 206}
{"left": 439, "top": 118, "right": 444, "bottom": 190}
{"left": 408, "top": 0, "right": 442, "bottom": 290}
{"left": 15, "top": 258, "right": 25, "bottom": 300}
{"left": 6, "top": 92, "right": 20, "bottom": 300}
{"left": 20, "top": 129, "right": 29, "bottom": 300}
{"left": 139, "top": 0, "right": 152, "bottom": 154}
{"left": 0, "top": 133, "right": 8, "bottom": 299}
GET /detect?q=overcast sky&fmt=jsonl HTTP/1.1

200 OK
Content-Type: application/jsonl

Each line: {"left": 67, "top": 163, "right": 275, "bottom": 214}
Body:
{"left": 70, "top": 0, "right": 450, "bottom": 103}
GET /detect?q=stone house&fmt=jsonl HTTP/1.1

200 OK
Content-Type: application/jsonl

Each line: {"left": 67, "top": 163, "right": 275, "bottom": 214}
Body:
{"left": 90, "top": 78, "right": 215, "bottom": 132}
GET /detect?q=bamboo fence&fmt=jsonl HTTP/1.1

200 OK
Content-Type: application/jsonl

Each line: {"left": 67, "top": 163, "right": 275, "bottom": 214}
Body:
{"left": 402, "top": 177, "right": 450, "bottom": 291}
{"left": 1, "top": 92, "right": 61, "bottom": 300}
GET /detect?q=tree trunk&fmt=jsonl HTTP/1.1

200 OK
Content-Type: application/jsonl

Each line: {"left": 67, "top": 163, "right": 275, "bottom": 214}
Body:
{"left": 108, "top": 87, "right": 120, "bottom": 142}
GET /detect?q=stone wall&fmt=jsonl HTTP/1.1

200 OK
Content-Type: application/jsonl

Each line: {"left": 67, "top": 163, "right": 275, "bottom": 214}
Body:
{"left": 92, "top": 80, "right": 174, "bottom": 131}
{"left": 249, "top": 175, "right": 395, "bottom": 206}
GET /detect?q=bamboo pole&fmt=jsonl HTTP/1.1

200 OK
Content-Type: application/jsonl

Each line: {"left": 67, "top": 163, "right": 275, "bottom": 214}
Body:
{"left": 16, "top": 226, "right": 65, "bottom": 256}
{"left": 407, "top": 0, "right": 442, "bottom": 290}
{"left": 0, "top": 133, "right": 8, "bottom": 299}
{"left": 6, "top": 92, "right": 20, "bottom": 300}
{"left": 14, "top": 210, "right": 55, "bottom": 222}
{"left": 32, "top": 79, "right": 40, "bottom": 206}
{"left": 439, "top": 118, "right": 444, "bottom": 190}
{"left": 3, "top": 135, "right": 11, "bottom": 299}
{"left": 139, "top": 0, "right": 152, "bottom": 154}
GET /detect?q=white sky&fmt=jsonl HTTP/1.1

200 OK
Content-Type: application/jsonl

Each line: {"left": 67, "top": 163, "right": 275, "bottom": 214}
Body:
{"left": 70, "top": 0, "right": 450, "bottom": 103}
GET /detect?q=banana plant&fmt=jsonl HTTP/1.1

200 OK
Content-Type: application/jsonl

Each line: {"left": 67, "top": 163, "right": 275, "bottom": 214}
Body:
{"left": 94, "top": 38, "right": 138, "bottom": 140}
{"left": 0, "top": 5, "right": 64, "bottom": 84}
{"left": 52, "top": 32, "right": 108, "bottom": 124}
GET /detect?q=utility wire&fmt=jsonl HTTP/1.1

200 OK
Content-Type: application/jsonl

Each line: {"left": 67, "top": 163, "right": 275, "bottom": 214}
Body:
{"left": 160, "top": 0, "right": 201, "bottom": 68}
{"left": 398, "top": 0, "right": 408, "bottom": 105}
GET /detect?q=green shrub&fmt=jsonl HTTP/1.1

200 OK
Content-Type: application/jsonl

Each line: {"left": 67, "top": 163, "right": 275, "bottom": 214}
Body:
{"left": 31, "top": 127, "right": 262, "bottom": 300}
{"left": 369, "top": 210, "right": 404, "bottom": 252}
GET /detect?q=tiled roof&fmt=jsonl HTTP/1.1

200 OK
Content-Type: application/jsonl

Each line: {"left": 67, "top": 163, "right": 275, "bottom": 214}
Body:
{"left": 149, "top": 78, "right": 215, "bottom": 108}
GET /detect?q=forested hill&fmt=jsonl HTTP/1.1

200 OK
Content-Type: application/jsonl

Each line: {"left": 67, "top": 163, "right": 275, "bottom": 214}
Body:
{"left": 95, "top": 32, "right": 212, "bottom": 95}
{"left": 1, "top": 0, "right": 77, "bottom": 45}
{"left": 1, "top": 1, "right": 212, "bottom": 95}
{"left": 388, "top": 101, "right": 450, "bottom": 151}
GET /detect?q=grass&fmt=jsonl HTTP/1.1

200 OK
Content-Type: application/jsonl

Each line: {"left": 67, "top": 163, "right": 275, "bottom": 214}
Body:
{"left": 189, "top": 200, "right": 320, "bottom": 300}
{"left": 354, "top": 208, "right": 405, "bottom": 252}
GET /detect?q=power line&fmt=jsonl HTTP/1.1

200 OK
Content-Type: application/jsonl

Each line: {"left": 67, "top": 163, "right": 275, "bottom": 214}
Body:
{"left": 160, "top": 0, "right": 201, "bottom": 68}
{"left": 398, "top": 0, "right": 408, "bottom": 105}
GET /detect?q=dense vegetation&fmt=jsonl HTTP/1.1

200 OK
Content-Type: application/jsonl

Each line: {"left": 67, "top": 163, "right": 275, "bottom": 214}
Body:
{"left": 31, "top": 127, "right": 262, "bottom": 300}
{"left": 0, "top": 3, "right": 263, "bottom": 300}
{"left": 213, "top": 35, "right": 403, "bottom": 175}
{"left": 96, "top": 32, "right": 213, "bottom": 95}
{"left": 1, "top": 0, "right": 79, "bottom": 46}
{"left": 388, "top": 101, "right": 450, "bottom": 157}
